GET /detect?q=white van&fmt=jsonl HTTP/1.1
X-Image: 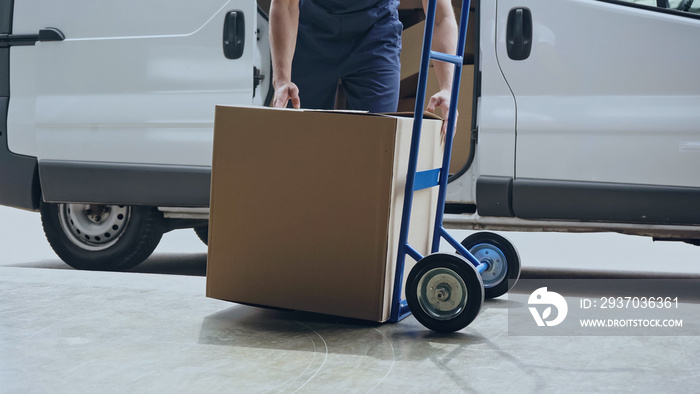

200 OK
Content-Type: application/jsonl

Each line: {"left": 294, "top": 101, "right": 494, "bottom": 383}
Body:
{"left": 1, "top": 0, "right": 699, "bottom": 271}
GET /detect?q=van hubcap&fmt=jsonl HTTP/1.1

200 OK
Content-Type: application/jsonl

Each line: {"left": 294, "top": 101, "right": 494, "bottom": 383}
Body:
{"left": 58, "top": 204, "right": 130, "bottom": 251}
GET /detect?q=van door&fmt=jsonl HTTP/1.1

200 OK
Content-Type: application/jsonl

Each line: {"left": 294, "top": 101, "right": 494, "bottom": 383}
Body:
{"left": 8, "top": 0, "right": 260, "bottom": 167}
{"left": 1, "top": 0, "right": 42, "bottom": 210}
{"left": 495, "top": 0, "right": 700, "bottom": 224}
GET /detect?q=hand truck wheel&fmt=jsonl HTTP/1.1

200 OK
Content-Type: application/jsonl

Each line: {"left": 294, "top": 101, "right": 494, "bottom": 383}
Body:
{"left": 461, "top": 232, "right": 521, "bottom": 299}
{"left": 406, "top": 253, "right": 484, "bottom": 333}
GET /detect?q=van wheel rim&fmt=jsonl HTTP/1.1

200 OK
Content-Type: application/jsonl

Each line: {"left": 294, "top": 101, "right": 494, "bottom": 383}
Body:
{"left": 58, "top": 204, "right": 130, "bottom": 251}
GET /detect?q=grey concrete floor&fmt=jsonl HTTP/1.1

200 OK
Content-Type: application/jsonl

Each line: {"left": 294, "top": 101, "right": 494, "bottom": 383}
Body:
{"left": 2, "top": 206, "right": 700, "bottom": 393}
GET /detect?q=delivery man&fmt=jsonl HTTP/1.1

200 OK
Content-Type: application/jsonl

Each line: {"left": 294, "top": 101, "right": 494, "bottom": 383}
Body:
{"left": 270, "top": 0, "right": 459, "bottom": 132}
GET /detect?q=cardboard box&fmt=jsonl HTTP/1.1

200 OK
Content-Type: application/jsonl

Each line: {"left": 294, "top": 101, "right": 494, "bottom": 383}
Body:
{"left": 400, "top": 20, "right": 430, "bottom": 81}
{"left": 399, "top": 7, "right": 476, "bottom": 81}
{"left": 399, "top": 0, "right": 480, "bottom": 11}
{"left": 398, "top": 65, "right": 474, "bottom": 174}
{"left": 455, "top": 6, "right": 477, "bottom": 61}
{"left": 454, "top": 0, "right": 479, "bottom": 9}
{"left": 399, "top": 0, "right": 423, "bottom": 9}
{"left": 206, "top": 106, "right": 444, "bottom": 322}
{"left": 398, "top": 65, "right": 441, "bottom": 99}
{"left": 257, "top": 0, "right": 270, "bottom": 15}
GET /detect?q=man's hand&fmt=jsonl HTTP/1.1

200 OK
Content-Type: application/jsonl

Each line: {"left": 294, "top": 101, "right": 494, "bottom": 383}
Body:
{"left": 270, "top": 0, "right": 300, "bottom": 108}
{"left": 427, "top": 89, "right": 458, "bottom": 141}
{"left": 421, "top": 0, "right": 459, "bottom": 142}
{"left": 272, "top": 80, "right": 301, "bottom": 108}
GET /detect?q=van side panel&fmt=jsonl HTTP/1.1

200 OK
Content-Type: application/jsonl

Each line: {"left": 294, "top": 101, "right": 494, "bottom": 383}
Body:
{"left": 0, "top": 0, "right": 41, "bottom": 210}
{"left": 498, "top": 0, "right": 700, "bottom": 188}
{"left": 39, "top": 160, "right": 210, "bottom": 207}
{"left": 9, "top": 0, "right": 256, "bottom": 166}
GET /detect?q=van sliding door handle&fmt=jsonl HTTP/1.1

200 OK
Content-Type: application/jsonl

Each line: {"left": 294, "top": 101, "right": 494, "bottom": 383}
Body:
{"left": 223, "top": 11, "right": 245, "bottom": 59}
{"left": 0, "top": 27, "right": 64, "bottom": 47}
{"left": 506, "top": 8, "right": 532, "bottom": 61}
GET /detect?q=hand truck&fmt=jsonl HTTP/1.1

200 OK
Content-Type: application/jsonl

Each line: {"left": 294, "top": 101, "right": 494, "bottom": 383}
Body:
{"left": 390, "top": 0, "right": 522, "bottom": 333}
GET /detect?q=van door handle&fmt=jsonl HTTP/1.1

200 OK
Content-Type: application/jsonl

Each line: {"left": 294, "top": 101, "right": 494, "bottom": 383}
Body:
{"left": 506, "top": 8, "right": 532, "bottom": 61}
{"left": 223, "top": 11, "right": 245, "bottom": 59}
{"left": 0, "top": 27, "right": 64, "bottom": 47}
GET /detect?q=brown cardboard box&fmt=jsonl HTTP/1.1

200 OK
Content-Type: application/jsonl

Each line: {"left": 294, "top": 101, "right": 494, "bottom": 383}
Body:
{"left": 398, "top": 65, "right": 441, "bottom": 99}
{"left": 257, "top": 0, "right": 270, "bottom": 15}
{"left": 400, "top": 20, "right": 430, "bottom": 81}
{"left": 399, "top": 0, "right": 480, "bottom": 11}
{"left": 399, "top": 0, "right": 423, "bottom": 9}
{"left": 398, "top": 65, "right": 474, "bottom": 173}
{"left": 454, "top": 6, "right": 477, "bottom": 60}
{"left": 453, "top": 0, "right": 479, "bottom": 9}
{"left": 206, "top": 106, "right": 444, "bottom": 322}
{"left": 399, "top": 6, "right": 476, "bottom": 81}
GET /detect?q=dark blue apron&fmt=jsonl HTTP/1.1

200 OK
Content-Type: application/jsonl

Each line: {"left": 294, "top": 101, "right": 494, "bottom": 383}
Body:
{"left": 291, "top": 0, "right": 402, "bottom": 112}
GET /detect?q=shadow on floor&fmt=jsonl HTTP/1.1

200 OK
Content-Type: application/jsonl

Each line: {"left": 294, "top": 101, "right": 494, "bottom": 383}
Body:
{"left": 6, "top": 253, "right": 208, "bottom": 276}
{"left": 198, "top": 303, "right": 489, "bottom": 358}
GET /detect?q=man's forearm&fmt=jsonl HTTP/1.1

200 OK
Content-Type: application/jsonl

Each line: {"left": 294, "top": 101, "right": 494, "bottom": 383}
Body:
{"left": 423, "top": 0, "right": 459, "bottom": 92}
{"left": 270, "top": 0, "right": 300, "bottom": 88}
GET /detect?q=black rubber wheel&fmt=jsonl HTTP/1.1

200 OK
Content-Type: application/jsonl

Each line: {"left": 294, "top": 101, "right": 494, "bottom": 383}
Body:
{"left": 40, "top": 202, "right": 164, "bottom": 271}
{"left": 194, "top": 225, "right": 209, "bottom": 246}
{"left": 461, "top": 232, "right": 521, "bottom": 299}
{"left": 406, "top": 253, "right": 484, "bottom": 333}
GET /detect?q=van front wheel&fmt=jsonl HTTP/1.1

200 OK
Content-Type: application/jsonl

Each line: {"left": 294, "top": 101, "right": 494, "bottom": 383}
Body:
{"left": 40, "top": 202, "right": 164, "bottom": 271}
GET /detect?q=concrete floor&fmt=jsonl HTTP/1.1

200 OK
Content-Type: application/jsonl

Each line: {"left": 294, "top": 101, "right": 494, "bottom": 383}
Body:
{"left": 2, "top": 206, "right": 700, "bottom": 393}
{"left": 2, "top": 266, "right": 699, "bottom": 393}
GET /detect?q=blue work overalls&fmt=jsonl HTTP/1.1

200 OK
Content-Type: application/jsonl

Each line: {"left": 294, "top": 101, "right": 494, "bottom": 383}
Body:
{"left": 291, "top": 0, "right": 402, "bottom": 113}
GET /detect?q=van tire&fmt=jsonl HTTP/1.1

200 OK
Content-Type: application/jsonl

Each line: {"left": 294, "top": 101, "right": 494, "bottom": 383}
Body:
{"left": 40, "top": 202, "right": 164, "bottom": 271}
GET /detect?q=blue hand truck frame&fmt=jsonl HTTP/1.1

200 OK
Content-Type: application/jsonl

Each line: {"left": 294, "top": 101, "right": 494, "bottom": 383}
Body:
{"left": 389, "top": 0, "right": 521, "bottom": 332}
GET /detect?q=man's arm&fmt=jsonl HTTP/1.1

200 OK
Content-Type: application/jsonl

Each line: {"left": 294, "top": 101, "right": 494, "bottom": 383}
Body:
{"left": 270, "top": 0, "right": 301, "bottom": 108}
{"left": 422, "top": 0, "right": 459, "bottom": 135}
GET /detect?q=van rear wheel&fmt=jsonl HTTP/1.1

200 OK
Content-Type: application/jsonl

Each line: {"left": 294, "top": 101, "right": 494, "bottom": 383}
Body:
{"left": 40, "top": 202, "right": 164, "bottom": 271}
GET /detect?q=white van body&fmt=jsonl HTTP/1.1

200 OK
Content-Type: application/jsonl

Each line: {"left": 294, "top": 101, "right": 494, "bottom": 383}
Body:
{"left": 445, "top": 0, "right": 700, "bottom": 241}
{"left": 9, "top": 0, "right": 268, "bottom": 166}
{"left": 4, "top": 0, "right": 270, "bottom": 211}
{"left": 1, "top": 0, "right": 698, "bottom": 270}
